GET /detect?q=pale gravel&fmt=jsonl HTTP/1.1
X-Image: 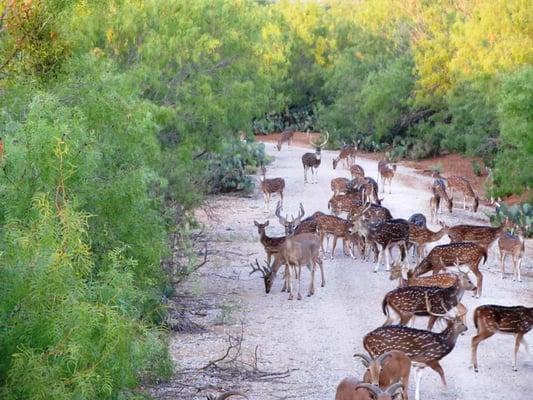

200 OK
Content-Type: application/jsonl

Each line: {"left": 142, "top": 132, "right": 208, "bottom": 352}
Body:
{"left": 154, "top": 143, "right": 532, "bottom": 400}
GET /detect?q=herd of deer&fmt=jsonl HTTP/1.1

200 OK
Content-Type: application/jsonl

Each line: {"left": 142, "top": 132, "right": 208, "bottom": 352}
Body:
{"left": 249, "top": 132, "right": 530, "bottom": 400}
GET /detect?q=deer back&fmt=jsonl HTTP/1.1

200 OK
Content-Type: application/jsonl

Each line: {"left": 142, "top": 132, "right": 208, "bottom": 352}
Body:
{"left": 261, "top": 177, "right": 285, "bottom": 194}
{"left": 331, "top": 177, "right": 350, "bottom": 193}
{"left": 383, "top": 285, "right": 459, "bottom": 316}
{"left": 317, "top": 214, "right": 352, "bottom": 236}
{"left": 498, "top": 231, "right": 525, "bottom": 255}
{"left": 413, "top": 242, "right": 487, "bottom": 276}
{"left": 366, "top": 219, "right": 409, "bottom": 246}
{"left": 447, "top": 222, "right": 509, "bottom": 246}
{"left": 474, "top": 305, "right": 533, "bottom": 334}
{"left": 350, "top": 164, "right": 365, "bottom": 178}
{"left": 302, "top": 151, "right": 321, "bottom": 168}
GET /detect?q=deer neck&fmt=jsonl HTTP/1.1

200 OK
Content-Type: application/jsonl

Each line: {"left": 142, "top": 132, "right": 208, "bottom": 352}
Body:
{"left": 439, "top": 321, "right": 462, "bottom": 350}
{"left": 431, "top": 227, "right": 447, "bottom": 242}
{"left": 413, "top": 258, "right": 431, "bottom": 277}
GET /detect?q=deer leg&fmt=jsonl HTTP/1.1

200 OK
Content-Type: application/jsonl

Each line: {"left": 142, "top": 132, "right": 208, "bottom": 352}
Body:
{"left": 388, "top": 179, "right": 391, "bottom": 194}
{"left": 471, "top": 329, "right": 494, "bottom": 372}
{"left": 500, "top": 251, "right": 506, "bottom": 279}
{"left": 308, "top": 263, "right": 315, "bottom": 296}
{"left": 314, "top": 167, "right": 318, "bottom": 184}
{"left": 427, "top": 316, "right": 438, "bottom": 331}
{"left": 281, "top": 265, "right": 288, "bottom": 292}
{"left": 330, "top": 236, "right": 338, "bottom": 260}
{"left": 427, "top": 361, "right": 447, "bottom": 389}
{"left": 317, "top": 257, "right": 325, "bottom": 287}
{"left": 513, "top": 333, "right": 524, "bottom": 371}
{"left": 279, "top": 190, "right": 283, "bottom": 207}
{"left": 287, "top": 266, "right": 294, "bottom": 300}
{"left": 374, "top": 245, "right": 383, "bottom": 273}
{"left": 319, "top": 232, "right": 326, "bottom": 254}
{"left": 414, "top": 366, "right": 424, "bottom": 400}
{"left": 385, "top": 245, "right": 392, "bottom": 271}
{"left": 297, "top": 266, "right": 302, "bottom": 300}
{"left": 303, "top": 166, "right": 308, "bottom": 183}
{"left": 399, "top": 312, "right": 412, "bottom": 326}
{"left": 463, "top": 194, "right": 466, "bottom": 209}
{"left": 516, "top": 256, "right": 522, "bottom": 282}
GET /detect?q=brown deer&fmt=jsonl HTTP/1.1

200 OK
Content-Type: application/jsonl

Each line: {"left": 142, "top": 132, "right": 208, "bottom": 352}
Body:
{"left": 377, "top": 158, "right": 391, "bottom": 182}
{"left": 350, "top": 164, "right": 365, "bottom": 179}
{"left": 472, "top": 304, "right": 533, "bottom": 372}
{"left": 361, "top": 177, "right": 382, "bottom": 205}
{"left": 431, "top": 178, "right": 453, "bottom": 214}
{"left": 302, "top": 131, "right": 329, "bottom": 183}
{"left": 498, "top": 228, "right": 526, "bottom": 281}
{"left": 410, "top": 242, "right": 487, "bottom": 298}
{"left": 353, "top": 351, "right": 411, "bottom": 399}
{"left": 333, "top": 142, "right": 358, "bottom": 169}
{"left": 447, "top": 218, "right": 513, "bottom": 250}
{"left": 382, "top": 272, "right": 474, "bottom": 330}
{"left": 329, "top": 194, "right": 363, "bottom": 216}
{"left": 249, "top": 232, "right": 324, "bottom": 300}
{"left": 380, "top": 164, "right": 397, "bottom": 194}
{"left": 275, "top": 201, "right": 304, "bottom": 236}
{"left": 259, "top": 166, "right": 285, "bottom": 211}
{"left": 352, "top": 216, "right": 409, "bottom": 272}
{"left": 254, "top": 220, "right": 285, "bottom": 265}
{"left": 351, "top": 203, "right": 393, "bottom": 224}
{"left": 364, "top": 300, "right": 467, "bottom": 400}
{"left": 315, "top": 214, "right": 354, "bottom": 259}
{"left": 446, "top": 175, "right": 479, "bottom": 212}
{"left": 335, "top": 380, "right": 404, "bottom": 400}
{"left": 331, "top": 177, "right": 351, "bottom": 196}
{"left": 276, "top": 129, "right": 294, "bottom": 151}
{"left": 407, "top": 223, "right": 448, "bottom": 262}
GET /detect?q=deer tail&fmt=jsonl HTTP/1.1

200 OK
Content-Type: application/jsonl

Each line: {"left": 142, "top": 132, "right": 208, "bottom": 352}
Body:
{"left": 481, "top": 247, "right": 488, "bottom": 264}
{"left": 382, "top": 295, "right": 389, "bottom": 316}
{"left": 473, "top": 307, "right": 480, "bottom": 330}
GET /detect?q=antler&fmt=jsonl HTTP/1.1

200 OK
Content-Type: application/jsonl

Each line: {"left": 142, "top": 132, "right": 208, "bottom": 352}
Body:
{"left": 249, "top": 259, "right": 270, "bottom": 278}
{"left": 293, "top": 202, "right": 305, "bottom": 226}
{"left": 275, "top": 201, "right": 288, "bottom": 226}
{"left": 353, "top": 353, "right": 371, "bottom": 367}
{"left": 319, "top": 130, "right": 329, "bottom": 148}
{"left": 425, "top": 293, "right": 449, "bottom": 317}
{"left": 206, "top": 391, "right": 249, "bottom": 400}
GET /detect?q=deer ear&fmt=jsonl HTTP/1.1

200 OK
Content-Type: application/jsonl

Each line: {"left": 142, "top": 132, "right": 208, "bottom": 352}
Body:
{"left": 265, "top": 220, "right": 269, "bottom": 226}
{"left": 253, "top": 221, "right": 259, "bottom": 226}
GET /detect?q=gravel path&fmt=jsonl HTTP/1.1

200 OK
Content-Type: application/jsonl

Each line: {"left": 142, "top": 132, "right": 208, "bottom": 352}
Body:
{"left": 152, "top": 142, "right": 532, "bottom": 400}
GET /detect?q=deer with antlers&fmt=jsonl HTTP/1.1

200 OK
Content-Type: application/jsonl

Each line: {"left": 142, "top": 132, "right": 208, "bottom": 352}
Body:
{"left": 446, "top": 175, "right": 479, "bottom": 212}
{"left": 410, "top": 242, "right": 487, "bottom": 297}
{"left": 382, "top": 266, "right": 475, "bottom": 330}
{"left": 275, "top": 201, "right": 305, "bottom": 235}
{"left": 350, "top": 164, "right": 365, "bottom": 179}
{"left": 335, "top": 380, "right": 404, "bottom": 400}
{"left": 353, "top": 352, "right": 411, "bottom": 400}
{"left": 471, "top": 304, "right": 533, "bottom": 372}
{"left": 276, "top": 129, "right": 294, "bottom": 151}
{"left": 364, "top": 299, "right": 467, "bottom": 400}
{"left": 498, "top": 227, "right": 526, "bottom": 281}
{"left": 333, "top": 141, "right": 358, "bottom": 170}
{"left": 302, "top": 131, "right": 329, "bottom": 183}
{"left": 259, "top": 166, "right": 285, "bottom": 211}
{"left": 431, "top": 178, "right": 453, "bottom": 215}
{"left": 447, "top": 218, "right": 514, "bottom": 250}
{"left": 249, "top": 231, "right": 324, "bottom": 300}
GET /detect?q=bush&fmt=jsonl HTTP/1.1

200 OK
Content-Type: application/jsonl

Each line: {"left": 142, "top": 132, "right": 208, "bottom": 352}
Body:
{"left": 489, "top": 202, "right": 533, "bottom": 237}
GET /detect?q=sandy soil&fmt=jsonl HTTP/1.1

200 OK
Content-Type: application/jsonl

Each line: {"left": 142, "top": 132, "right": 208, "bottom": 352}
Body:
{"left": 150, "top": 141, "right": 532, "bottom": 400}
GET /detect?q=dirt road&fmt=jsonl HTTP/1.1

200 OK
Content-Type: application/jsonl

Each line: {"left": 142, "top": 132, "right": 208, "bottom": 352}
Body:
{"left": 151, "top": 142, "right": 532, "bottom": 400}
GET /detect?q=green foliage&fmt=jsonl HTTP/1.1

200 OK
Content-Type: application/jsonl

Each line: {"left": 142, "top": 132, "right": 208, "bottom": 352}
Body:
{"left": 489, "top": 203, "right": 533, "bottom": 237}
{"left": 471, "top": 160, "right": 482, "bottom": 177}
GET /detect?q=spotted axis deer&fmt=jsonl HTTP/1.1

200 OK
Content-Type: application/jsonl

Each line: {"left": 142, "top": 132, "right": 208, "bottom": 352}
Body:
{"left": 382, "top": 270, "right": 475, "bottom": 330}
{"left": 446, "top": 175, "right": 479, "bottom": 212}
{"left": 350, "top": 164, "right": 365, "bottom": 179}
{"left": 259, "top": 166, "right": 285, "bottom": 211}
{"left": 335, "top": 380, "right": 404, "bottom": 400}
{"left": 431, "top": 179, "right": 453, "bottom": 214}
{"left": 353, "top": 351, "right": 411, "bottom": 399}
{"left": 498, "top": 228, "right": 526, "bottom": 281}
{"left": 249, "top": 232, "right": 324, "bottom": 300}
{"left": 276, "top": 129, "right": 294, "bottom": 151}
{"left": 254, "top": 220, "right": 285, "bottom": 265}
{"left": 447, "top": 218, "right": 514, "bottom": 250}
{"left": 410, "top": 242, "right": 487, "bottom": 297}
{"left": 302, "top": 131, "right": 329, "bottom": 183}
{"left": 472, "top": 304, "right": 533, "bottom": 372}
{"left": 328, "top": 193, "right": 363, "bottom": 216}
{"left": 316, "top": 214, "right": 354, "bottom": 259}
{"left": 353, "top": 215, "right": 409, "bottom": 272}
{"left": 364, "top": 300, "right": 467, "bottom": 400}
{"left": 331, "top": 177, "right": 351, "bottom": 196}
{"left": 377, "top": 159, "right": 391, "bottom": 182}
{"left": 351, "top": 203, "right": 393, "bottom": 224}
{"left": 333, "top": 142, "right": 358, "bottom": 169}
{"left": 361, "top": 177, "right": 382, "bottom": 205}
{"left": 407, "top": 223, "right": 448, "bottom": 262}
{"left": 380, "top": 164, "right": 397, "bottom": 194}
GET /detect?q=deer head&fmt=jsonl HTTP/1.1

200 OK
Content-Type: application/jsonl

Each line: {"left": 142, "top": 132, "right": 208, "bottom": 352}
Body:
{"left": 355, "top": 383, "right": 403, "bottom": 400}
{"left": 253, "top": 220, "right": 269, "bottom": 235}
{"left": 276, "top": 201, "right": 304, "bottom": 235}
{"left": 309, "top": 131, "right": 329, "bottom": 156}
{"left": 354, "top": 352, "right": 395, "bottom": 386}
{"left": 425, "top": 293, "right": 468, "bottom": 334}
{"left": 249, "top": 259, "right": 274, "bottom": 293}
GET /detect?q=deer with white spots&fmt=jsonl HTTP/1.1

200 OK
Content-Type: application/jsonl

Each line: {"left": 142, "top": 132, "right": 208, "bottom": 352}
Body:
{"left": 410, "top": 242, "right": 487, "bottom": 298}
{"left": 364, "top": 298, "right": 467, "bottom": 400}
{"left": 471, "top": 304, "right": 533, "bottom": 372}
{"left": 431, "top": 178, "right": 453, "bottom": 215}
{"left": 446, "top": 175, "right": 479, "bottom": 212}
{"left": 498, "top": 227, "right": 526, "bottom": 281}
{"left": 333, "top": 142, "right": 358, "bottom": 170}
{"left": 276, "top": 129, "right": 294, "bottom": 151}
{"left": 350, "top": 164, "right": 365, "bottom": 179}
{"left": 259, "top": 166, "right": 285, "bottom": 211}
{"left": 331, "top": 177, "right": 351, "bottom": 196}
{"left": 447, "top": 218, "right": 514, "bottom": 250}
